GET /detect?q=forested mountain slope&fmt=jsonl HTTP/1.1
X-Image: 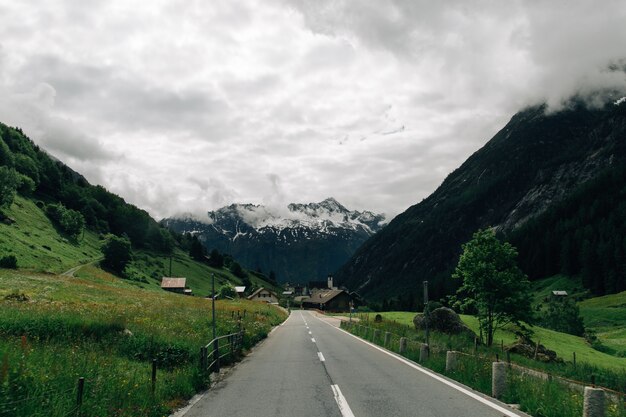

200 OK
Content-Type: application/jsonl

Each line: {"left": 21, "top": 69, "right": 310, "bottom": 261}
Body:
{"left": 336, "top": 100, "right": 626, "bottom": 301}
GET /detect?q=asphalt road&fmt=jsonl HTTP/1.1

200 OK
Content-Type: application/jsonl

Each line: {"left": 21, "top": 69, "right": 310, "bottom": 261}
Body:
{"left": 181, "top": 310, "right": 529, "bottom": 417}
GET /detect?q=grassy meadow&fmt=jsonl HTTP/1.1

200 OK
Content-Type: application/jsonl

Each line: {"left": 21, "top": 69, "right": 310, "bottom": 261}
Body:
{"left": 0, "top": 267, "right": 287, "bottom": 417}
{"left": 355, "top": 311, "right": 626, "bottom": 372}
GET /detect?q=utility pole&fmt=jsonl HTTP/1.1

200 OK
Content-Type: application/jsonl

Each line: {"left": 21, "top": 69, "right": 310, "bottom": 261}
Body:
{"left": 212, "top": 273, "right": 217, "bottom": 366}
{"left": 169, "top": 255, "right": 172, "bottom": 277}
{"left": 423, "top": 280, "right": 429, "bottom": 347}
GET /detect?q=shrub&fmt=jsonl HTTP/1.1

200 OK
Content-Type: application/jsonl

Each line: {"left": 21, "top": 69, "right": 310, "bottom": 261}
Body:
{"left": 16, "top": 173, "right": 35, "bottom": 195}
{"left": 101, "top": 235, "right": 132, "bottom": 275}
{"left": 45, "top": 203, "right": 85, "bottom": 239}
{"left": 218, "top": 284, "right": 236, "bottom": 299}
{"left": 0, "top": 255, "right": 17, "bottom": 269}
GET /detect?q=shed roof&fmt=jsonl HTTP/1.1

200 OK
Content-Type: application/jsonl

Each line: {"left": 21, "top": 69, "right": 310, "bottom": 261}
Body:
{"left": 234, "top": 286, "right": 246, "bottom": 293}
{"left": 161, "top": 277, "right": 186, "bottom": 288}
{"left": 552, "top": 290, "right": 568, "bottom": 296}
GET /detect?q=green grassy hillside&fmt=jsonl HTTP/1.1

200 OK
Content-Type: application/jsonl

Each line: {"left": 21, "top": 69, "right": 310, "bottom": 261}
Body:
{"left": 359, "top": 311, "right": 626, "bottom": 371}
{"left": 579, "top": 290, "right": 626, "bottom": 356}
{"left": 0, "top": 195, "right": 280, "bottom": 296}
{"left": 0, "top": 196, "right": 102, "bottom": 273}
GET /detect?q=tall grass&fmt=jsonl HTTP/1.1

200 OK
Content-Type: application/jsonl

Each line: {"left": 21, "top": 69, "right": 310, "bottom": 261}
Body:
{"left": 0, "top": 268, "right": 287, "bottom": 417}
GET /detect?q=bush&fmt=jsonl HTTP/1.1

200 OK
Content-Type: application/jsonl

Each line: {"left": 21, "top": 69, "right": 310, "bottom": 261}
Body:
{"left": 218, "top": 284, "right": 236, "bottom": 299}
{"left": 101, "top": 235, "right": 132, "bottom": 275}
{"left": 0, "top": 255, "right": 17, "bottom": 269}
{"left": 45, "top": 203, "right": 85, "bottom": 239}
{"left": 16, "top": 173, "right": 35, "bottom": 195}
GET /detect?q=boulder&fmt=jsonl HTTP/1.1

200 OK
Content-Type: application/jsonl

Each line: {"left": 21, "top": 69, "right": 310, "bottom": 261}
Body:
{"left": 413, "top": 307, "right": 475, "bottom": 335}
{"left": 506, "top": 336, "right": 563, "bottom": 363}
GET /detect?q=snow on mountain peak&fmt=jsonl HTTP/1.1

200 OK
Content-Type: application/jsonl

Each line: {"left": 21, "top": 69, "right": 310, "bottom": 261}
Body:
{"left": 204, "top": 198, "right": 385, "bottom": 235}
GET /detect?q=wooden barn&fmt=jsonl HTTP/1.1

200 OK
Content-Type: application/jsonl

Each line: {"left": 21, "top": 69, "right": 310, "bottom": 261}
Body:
{"left": 301, "top": 289, "right": 351, "bottom": 312}
{"left": 161, "top": 277, "right": 192, "bottom": 295}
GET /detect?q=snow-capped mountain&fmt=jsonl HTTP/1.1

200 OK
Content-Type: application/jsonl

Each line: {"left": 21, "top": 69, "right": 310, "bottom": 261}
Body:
{"left": 162, "top": 198, "right": 386, "bottom": 284}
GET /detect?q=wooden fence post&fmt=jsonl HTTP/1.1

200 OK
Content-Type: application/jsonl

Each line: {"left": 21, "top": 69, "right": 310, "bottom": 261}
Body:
{"left": 76, "top": 377, "right": 85, "bottom": 414}
{"left": 151, "top": 359, "right": 157, "bottom": 395}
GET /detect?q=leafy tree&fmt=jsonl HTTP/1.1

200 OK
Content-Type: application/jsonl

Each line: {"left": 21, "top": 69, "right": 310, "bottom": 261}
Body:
{"left": 540, "top": 296, "right": 585, "bottom": 336}
{"left": 147, "top": 226, "right": 175, "bottom": 254}
{"left": 207, "top": 248, "right": 224, "bottom": 268}
{"left": 14, "top": 154, "right": 40, "bottom": 185}
{"left": 45, "top": 203, "right": 85, "bottom": 239}
{"left": 0, "top": 167, "right": 18, "bottom": 208}
{"left": 231, "top": 262, "right": 246, "bottom": 279}
{"left": 453, "top": 228, "right": 533, "bottom": 346}
{"left": 16, "top": 173, "right": 36, "bottom": 195}
{"left": 268, "top": 270, "right": 277, "bottom": 283}
{"left": 101, "top": 235, "right": 132, "bottom": 275}
{"left": 0, "top": 137, "right": 14, "bottom": 167}
{"left": 218, "top": 284, "right": 236, "bottom": 299}
{"left": 189, "top": 236, "right": 206, "bottom": 261}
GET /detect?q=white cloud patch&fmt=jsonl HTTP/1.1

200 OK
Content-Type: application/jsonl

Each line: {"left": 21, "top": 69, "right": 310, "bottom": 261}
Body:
{"left": 0, "top": 0, "right": 624, "bottom": 220}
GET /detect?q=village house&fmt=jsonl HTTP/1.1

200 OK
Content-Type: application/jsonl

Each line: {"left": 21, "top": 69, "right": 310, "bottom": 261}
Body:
{"left": 301, "top": 289, "right": 352, "bottom": 312}
{"left": 247, "top": 287, "right": 279, "bottom": 303}
{"left": 160, "top": 277, "right": 193, "bottom": 296}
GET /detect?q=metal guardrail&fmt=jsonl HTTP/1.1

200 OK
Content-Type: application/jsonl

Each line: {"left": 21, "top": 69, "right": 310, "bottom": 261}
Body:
{"left": 200, "top": 330, "right": 245, "bottom": 373}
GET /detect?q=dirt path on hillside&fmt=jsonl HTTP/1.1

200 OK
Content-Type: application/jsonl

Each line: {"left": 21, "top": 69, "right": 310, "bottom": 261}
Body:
{"left": 60, "top": 258, "right": 102, "bottom": 277}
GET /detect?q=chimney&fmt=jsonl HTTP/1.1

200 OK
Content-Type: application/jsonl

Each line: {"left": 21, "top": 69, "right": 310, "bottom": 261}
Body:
{"left": 327, "top": 274, "right": 334, "bottom": 289}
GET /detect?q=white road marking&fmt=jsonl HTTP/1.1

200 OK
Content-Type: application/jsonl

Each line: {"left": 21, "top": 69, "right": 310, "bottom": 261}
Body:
{"left": 318, "top": 352, "right": 325, "bottom": 362}
{"left": 311, "top": 338, "right": 316, "bottom": 343}
{"left": 308, "top": 331, "right": 312, "bottom": 335}
{"left": 331, "top": 385, "right": 356, "bottom": 417}
{"left": 312, "top": 312, "right": 522, "bottom": 417}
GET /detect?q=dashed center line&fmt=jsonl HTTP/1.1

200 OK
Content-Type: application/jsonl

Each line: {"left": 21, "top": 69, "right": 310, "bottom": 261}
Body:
{"left": 331, "top": 385, "right": 356, "bottom": 417}
{"left": 311, "top": 338, "right": 316, "bottom": 343}
{"left": 317, "top": 352, "right": 325, "bottom": 362}
{"left": 308, "top": 331, "right": 312, "bottom": 335}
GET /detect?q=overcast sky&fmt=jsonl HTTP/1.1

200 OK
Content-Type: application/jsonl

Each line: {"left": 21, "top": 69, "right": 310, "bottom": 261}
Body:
{"left": 0, "top": 1, "right": 625, "bottom": 219}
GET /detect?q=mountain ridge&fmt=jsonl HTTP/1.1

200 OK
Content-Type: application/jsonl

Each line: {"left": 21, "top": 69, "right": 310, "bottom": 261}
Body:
{"left": 335, "top": 99, "right": 626, "bottom": 302}
{"left": 162, "top": 198, "right": 386, "bottom": 284}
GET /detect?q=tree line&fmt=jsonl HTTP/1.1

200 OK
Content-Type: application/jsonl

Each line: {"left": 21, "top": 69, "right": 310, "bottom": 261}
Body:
{"left": 510, "top": 162, "right": 626, "bottom": 296}
{"left": 0, "top": 123, "right": 175, "bottom": 256}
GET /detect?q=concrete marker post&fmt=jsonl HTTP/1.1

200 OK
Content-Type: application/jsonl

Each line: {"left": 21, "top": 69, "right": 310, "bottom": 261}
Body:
{"left": 384, "top": 331, "right": 391, "bottom": 347}
{"left": 419, "top": 344, "right": 429, "bottom": 362}
{"left": 446, "top": 351, "right": 458, "bottom": 372}
{"left": 492, "top": 362, "right": 507, "bottom": 399}
{"left": 583, "top": 387, "right": 605, "bottom": 417}
{"left": 399, "top": 337, "right": 407, "bottom": 354}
